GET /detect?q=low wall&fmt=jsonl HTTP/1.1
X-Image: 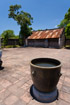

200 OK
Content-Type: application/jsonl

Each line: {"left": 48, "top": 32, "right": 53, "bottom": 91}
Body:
{"left": 1, "top": 38, "right": 19, "bottom": 45}
{"left": 65, "top": 39, "right": 70, "bottom": 45}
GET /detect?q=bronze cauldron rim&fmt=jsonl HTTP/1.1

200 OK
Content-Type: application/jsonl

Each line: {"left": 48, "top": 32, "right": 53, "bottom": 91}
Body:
{"left": 30, "top": 57, "right": 61, "bottom": 69}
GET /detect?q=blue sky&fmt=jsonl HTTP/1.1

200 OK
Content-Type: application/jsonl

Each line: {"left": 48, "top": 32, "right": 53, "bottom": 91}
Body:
{"left": 0, "top": 0, "right": 70, "bottom": 35}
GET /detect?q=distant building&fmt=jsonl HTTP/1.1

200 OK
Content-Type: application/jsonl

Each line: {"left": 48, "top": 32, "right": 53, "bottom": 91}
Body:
{"left": 26, "top": 28, "right": 65, "bottom": 48}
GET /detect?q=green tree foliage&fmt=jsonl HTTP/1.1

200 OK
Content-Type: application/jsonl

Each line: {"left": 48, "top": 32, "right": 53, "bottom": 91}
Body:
{"left": 37, "top": 29, "right": 42, "bottom": 31}
{"left": 58, "top": 8, "right": 70, "bottom": 28}
{"left": 14, "top": 35, "right": 19, "bottom": 39}
{"left": 58, "top": 8, "right": 70, "bottom": 38}
{"left": 64, "top": 8, "right": 70, "bottom": 21}
{"left": 58, "top": 19, "right": 69, "bottom": 28}
{"left": 65, "top": 23, "right": 70, "bottom": 39}
{"left": 19, "top": 25, "right": 32, "bottom": 45}
{"left": 1, "top": 30, "right": 15, "bottom": 38}
{"left": 1, "top": 30, "right": 15, "bottom": 46}
{"left": 8, "top": 4, "right": 33, "bottom": 45}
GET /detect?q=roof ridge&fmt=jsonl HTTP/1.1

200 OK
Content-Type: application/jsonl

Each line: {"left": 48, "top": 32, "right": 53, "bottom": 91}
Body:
{"left": 33, "top": 27, "right": 64, "bottom": 32}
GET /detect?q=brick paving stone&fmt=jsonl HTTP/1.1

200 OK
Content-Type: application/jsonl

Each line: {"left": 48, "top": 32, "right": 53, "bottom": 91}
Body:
{"left": 19, "top": 77, "right": 24, "bottom": 81}
{"left": 57, "top": 83, "right": 62, "bottom": 90}
{"left": 8, "top": 84, "right": 25, "bottom": 97}
{"left": 0, "top": 79, "right": 12, "bottom": 88}
{"left": 58, "top": 80, "right": 63, "bottom": 85}
{"left": 4, "top": 94, "right": 18, "bottom": 105}
{"left": 14, "top": 70, "right": 24, "bottom": 75}
{"left": 13, "top": 88, "right": 25, "bottom": 97}
{"left": 57, "top": 99, "right": 70, "bottom": 105}
{"left": 21, "top": 92, "right": 32, "bottom": 104}
{"left": 24, "top": 74, "right": 31, "bottom": 82}
{"left": 27, "top": 88, "right": 30, "bottom": 93}
{"left": 25, "top": 70, "right": 30, "bottom": 75}
{"left": 27, "top": 80, "right": 33, "bottom": 86}
{"left": 66, "top": 71, "right": 70, "bottom": 77}
{"left": 61, "top": 69, "right": 66, "bottom": 75}
{"left": 2, "top": 75, "right": 18, "bottom": 84}
{"left": 8, "top": 84, "right": 18, "bottom": 92}
{"left": 59, "top": 91, "right": 70, "bottom": 103}
{"left": 60, "top": 75, "right": 64, "bottom": 81}
{"left": 11, "top": 73, "right": 22, "bottom": 80}
{"left": 28, "top": 99, "right": 57, "bottom": 105}
{"left": 13, "top": 80, "right": 19, "bottom": 84}
{"left": 61, "top": 85, "right": 70, "bottom": 94}
{"left": 12, "top": 99, "right": 26, "bottom": 105}
{"left": 16, "top": 68, "right": 27, "bottom": 77}
{"left": 21, "top": 82, "right": 30, "bottom": 90}
{"left": 0, "top": 85, "right": 4, "bottom": 91}
{"left": 0, "top": 89, "right": 11, "bottom": 102}
{"left": 0, "top": 102, "right": 6, "bottom": 105}
{"left": 64, "top": 77, "right": 70, "bottom": 87}
{"left": 0, "top": 89, "right": 5, "bottom": 94}
{"left": 14, "top": 78, "right": 26, "bottom": 88}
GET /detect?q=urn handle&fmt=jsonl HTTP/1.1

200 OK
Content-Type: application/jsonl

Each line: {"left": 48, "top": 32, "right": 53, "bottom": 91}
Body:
{"left": 59, "top": 73, "right": 62, "bottom": 77}
{"left": 31, "top": 70, "right": 36, "bottom": 76}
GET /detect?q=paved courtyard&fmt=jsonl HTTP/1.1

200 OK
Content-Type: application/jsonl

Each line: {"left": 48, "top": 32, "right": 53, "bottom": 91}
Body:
{"left": 0, "top": 47, "right": 70, "bottom": 105}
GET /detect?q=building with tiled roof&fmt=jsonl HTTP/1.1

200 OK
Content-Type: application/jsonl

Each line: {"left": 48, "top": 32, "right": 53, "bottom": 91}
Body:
{"left": 26, "top": 28, "right": 65, "bottom": 48}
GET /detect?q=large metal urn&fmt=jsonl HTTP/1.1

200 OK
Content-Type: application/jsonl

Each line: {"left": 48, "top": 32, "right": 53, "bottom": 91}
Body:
{"left": 30, "top": 58, "right": 62, "bottom": 103}
{"left": 0, "top": 50, "right": 2, "bottom": 68}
